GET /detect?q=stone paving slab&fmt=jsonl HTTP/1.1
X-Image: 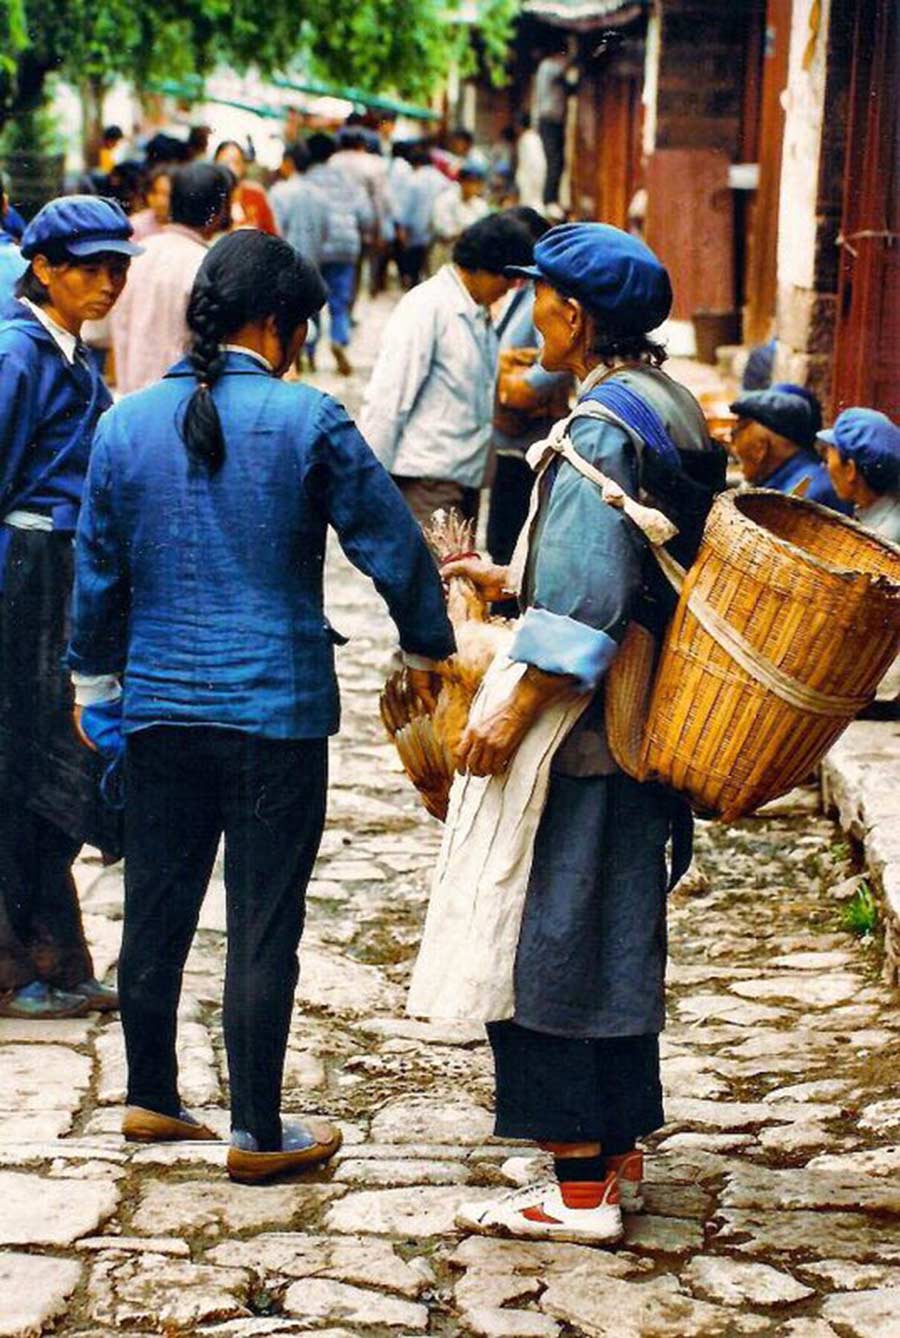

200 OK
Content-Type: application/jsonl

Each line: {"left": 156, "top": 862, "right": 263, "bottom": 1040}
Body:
{"left": 1, "top": 297, "right": 899, "bottom": 1336}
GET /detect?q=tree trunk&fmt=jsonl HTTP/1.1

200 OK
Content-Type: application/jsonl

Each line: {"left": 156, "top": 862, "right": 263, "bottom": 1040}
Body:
{"left": 82, "top": 76, "right": 106, "bottom": 169}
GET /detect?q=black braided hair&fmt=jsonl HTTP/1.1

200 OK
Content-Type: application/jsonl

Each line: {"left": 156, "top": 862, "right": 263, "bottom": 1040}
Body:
{"left": 180, "top": 229, "right": 327, "bottom": 475}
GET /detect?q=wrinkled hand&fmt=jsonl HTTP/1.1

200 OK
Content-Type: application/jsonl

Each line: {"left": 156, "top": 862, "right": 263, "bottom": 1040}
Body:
{"left": 408, "top": 667, "right": 442, "bottom": 714}
{"left": 72, "top": 705, "right": 97, "bottom": 752}
{"left": 441, "top": 557, "right": 511, "bottom": 604}
{"left": 456, "top": 700, "right": 534, "bottom": 777}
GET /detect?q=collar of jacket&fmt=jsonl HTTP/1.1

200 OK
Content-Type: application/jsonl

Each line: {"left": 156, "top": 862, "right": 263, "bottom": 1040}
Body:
{"left": 443, "top": 264, "right": 485, "bottom": 320}
{"left": 0, "top": 298, "right": 62, "bottom": 350}
{"left": 163, "top": 349, "right": 275, "bottom": 380}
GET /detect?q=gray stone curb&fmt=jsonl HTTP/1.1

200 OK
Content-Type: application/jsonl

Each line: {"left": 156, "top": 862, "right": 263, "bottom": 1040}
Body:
{"left": 821, "top": 720, "right": 900, "bottom": 986}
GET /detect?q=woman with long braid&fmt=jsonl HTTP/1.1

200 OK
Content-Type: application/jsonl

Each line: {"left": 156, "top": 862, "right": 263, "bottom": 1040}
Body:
{"left": 67, "top": 230, "right": 454, "bottom": 1182}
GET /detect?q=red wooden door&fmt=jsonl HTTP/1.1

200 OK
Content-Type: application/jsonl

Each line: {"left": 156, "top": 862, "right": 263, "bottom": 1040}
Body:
{"left": 831, "top": 0, "right": 900, "bottom": 416}
{"left": 743, "top": 0, "right": 792, "bottom": 345}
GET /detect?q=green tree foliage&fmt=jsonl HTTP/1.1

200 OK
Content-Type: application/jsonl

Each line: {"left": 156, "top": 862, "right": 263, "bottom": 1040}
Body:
{"left": 0, "top": 0, "right": 520, "bottom": 124}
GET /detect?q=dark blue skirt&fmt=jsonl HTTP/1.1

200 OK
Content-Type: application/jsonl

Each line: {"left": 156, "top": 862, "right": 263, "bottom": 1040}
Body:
{"left": 487, "top": 1020, "right": 663, "bottom": 1146}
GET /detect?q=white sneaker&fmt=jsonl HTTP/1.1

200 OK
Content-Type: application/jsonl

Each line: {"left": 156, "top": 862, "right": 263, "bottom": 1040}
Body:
{"left": 455, "top": 1176, "right": 624, "bottom": 1246}
{"left": 607, "top": 1150, "right": 644, "bottom": 1213}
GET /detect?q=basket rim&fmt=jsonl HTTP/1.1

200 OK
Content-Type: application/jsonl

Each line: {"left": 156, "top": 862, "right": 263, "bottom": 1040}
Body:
{"left": 718, "top": 487, "right": 900, "bottom": 587}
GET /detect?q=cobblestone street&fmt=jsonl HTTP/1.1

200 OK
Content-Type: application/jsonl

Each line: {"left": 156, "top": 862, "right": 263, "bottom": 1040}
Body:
{"left": 1, "top": 299, "right": 899, "bottom": 1338}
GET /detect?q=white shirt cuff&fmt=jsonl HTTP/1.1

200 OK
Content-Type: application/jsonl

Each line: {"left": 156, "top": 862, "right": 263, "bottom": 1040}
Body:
{"left": 72, "top": 673, "right": 122, "bottom": 707}
{"left": 402, "top": 651, "right": 441, "bottom": 671}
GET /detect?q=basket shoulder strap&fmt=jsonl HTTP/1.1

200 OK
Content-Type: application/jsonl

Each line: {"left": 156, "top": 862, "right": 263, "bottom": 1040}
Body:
{"left": 554, "top": 434, "right": 678, "bottom": 547}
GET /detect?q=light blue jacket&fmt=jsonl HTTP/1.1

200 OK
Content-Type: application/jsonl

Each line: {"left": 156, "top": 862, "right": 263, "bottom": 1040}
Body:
{"left": 68, "top": 352, "right": 455, "bottom": 739}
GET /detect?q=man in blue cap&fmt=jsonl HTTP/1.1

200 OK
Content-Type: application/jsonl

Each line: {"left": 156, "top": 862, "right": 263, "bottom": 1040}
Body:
{"left": 818, "top": 408, "right": 900, "bottom": 543}
{"left": 0, "top": 196, "right": 141, "bottom": 1020}
{"left": 442, "top": 222, "right": 723, "bottom": 1245}
{"left": 729, "top": 385, "right": 850, "bottom": 514}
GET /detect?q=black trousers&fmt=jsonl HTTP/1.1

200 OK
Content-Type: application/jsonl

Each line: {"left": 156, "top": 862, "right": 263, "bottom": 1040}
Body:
{"left": 539, "top": 118, "right": 565, "bottom": 205}
{"left": 120, "top": 726, "right": 327, "bottom": 1150}
{"left": 0, "top": 529, "right": 95, "bottom": 992}
{"left": 398, "top": 243, "right": 428, "bottom": 289}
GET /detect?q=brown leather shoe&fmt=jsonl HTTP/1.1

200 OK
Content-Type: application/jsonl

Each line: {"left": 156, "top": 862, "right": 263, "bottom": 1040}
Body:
{"left": 122, "top": 1106, "right": 218, "bottom": 1143}
{"left": 227, "top": 1118, "right": 342, "bottom": 1184}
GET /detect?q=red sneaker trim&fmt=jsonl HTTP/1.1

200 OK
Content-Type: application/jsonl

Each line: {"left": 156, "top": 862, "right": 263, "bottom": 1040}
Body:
{"left": 607, "top": 1151, "right": 643, "bottom": 1182}
{"left": 521, "top": 1206, "right": 563, "bottom": 1224}
{"left": 559, "top": 1176, "right": 619, "bottom": 1210}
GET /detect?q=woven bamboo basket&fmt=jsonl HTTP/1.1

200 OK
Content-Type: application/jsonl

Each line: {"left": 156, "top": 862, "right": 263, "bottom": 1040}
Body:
{"left": 606, "top": 489, "right": 900, "bottom": 821}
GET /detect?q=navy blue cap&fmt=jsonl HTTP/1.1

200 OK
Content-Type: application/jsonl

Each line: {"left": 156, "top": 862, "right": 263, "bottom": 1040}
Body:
{"left": 505, "top": 222, "right": 672, "bottom": 335}
{"left": 771, "top": 382, "right": 823, "bottom": 437}
{"left": 729, "top": 387, "right": 820, "bottom": 450}
{"left": 817, "top": 408, "right": 900, "bottom": 493}
{"left": 20, "top": 195, "right": 143, "bottom": 261}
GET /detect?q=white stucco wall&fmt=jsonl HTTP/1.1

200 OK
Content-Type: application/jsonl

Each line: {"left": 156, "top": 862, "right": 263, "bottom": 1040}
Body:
{"left": 775, "top": 0, "right": 832, "bottom": 290}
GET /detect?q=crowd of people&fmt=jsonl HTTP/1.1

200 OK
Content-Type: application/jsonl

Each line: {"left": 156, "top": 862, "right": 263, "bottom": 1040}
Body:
{"left": 0, "top": 113, "right": 898, "bottom": 1241}
{"left": 0, "top": 113, "right": 556, "bottom": 382}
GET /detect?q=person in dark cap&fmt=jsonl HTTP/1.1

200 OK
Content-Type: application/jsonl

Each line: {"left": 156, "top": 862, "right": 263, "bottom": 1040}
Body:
{"left": 443, "top": 222, "right": 722, "bottom": 1244}
{"left": 819, "top": 408, "right": 900, "bottom": 543}
{"left": 0, "top": 196, "right": 141, "bottom": 1019}
{"left": 729, "top": 386, "right": 850, "bottom": 513}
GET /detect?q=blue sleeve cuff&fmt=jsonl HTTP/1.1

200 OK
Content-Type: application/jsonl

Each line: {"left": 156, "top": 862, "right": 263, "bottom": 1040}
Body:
{"left": 509, "top": 607, "right": 619, "bottom": 691}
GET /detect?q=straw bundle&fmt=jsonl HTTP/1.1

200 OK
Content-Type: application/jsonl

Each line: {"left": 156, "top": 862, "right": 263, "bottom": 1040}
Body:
{"left": 606, "top": 489, "right": 900, "bottom": 821}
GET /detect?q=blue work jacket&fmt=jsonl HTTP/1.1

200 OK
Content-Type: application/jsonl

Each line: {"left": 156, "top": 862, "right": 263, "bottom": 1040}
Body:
{"left": 0, "top": 299, "right": 110, "bottom": 533}
{"left": 0, "top": 237, "right": 26, "bottom": 307}
{"left": 763, "top": 448, "right": 852, "bottom": 515}
{"left": 68, "top": 352, "right": 455, "bottom": 739}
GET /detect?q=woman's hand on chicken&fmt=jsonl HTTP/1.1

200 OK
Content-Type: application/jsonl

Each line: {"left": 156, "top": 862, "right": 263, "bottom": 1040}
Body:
{"left": 456, "top": 665, "right": 582, "bottom": 777}
{"left": 441, "top": 556, "right": 512, "bottom": 605}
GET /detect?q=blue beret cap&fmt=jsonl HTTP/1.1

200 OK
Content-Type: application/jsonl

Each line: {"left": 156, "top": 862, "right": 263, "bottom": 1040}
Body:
{"left": 817, "top": 408, "right": 900, "bottom": 493}
{"left": 729, "top": 387, "right": 820, "bottom": 450}
{"left": 505, "top": 222, "right": 672, "bottom": 335}
{"left": 20, "top": 195, "right": 143, "bottom": 260}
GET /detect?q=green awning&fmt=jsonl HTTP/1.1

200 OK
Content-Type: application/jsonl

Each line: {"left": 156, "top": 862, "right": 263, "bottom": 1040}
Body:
{"left": 271, "top": 77, "right": 438, "bottom": 121}
{"left": 149, "top": 81, "right": 286, "bottom": 120}
{"left": 150, "top": 73, "right": 437, "bottom": 124}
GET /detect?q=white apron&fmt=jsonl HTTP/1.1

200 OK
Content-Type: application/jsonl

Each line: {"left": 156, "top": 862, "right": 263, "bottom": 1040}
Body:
{"left": 406, "top": 385, "right": 677, "bottom": 1024}
{"left": 405, "top": 655, "right": 590, "bottom": 1022}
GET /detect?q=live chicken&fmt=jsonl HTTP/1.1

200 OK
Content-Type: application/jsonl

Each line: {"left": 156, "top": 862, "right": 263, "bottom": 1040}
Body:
{"left": 379, "top": 511, "right": 514, "bottom": 820}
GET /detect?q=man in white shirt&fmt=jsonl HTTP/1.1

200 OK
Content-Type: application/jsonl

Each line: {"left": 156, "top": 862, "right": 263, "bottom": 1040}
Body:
{"left": 359, "top": 212, "right": 534, "bottom": 528}
{"left": 269, "top": 143, "right": 330, "bottom": 269}
{"left": 110, "top": 163, "right": 231, "bottom": 393}
{"left": 532, "top": 40, "right": 571, "bottom": 205}
{"left": 515, "top": 115, "right": 548, "bottom": 211}
{"left": 431, "top": 165, "right": 490, "bottom": 271}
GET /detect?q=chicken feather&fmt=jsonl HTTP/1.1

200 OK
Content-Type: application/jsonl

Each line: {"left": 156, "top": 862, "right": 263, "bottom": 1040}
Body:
{"left": 380, "top": 510, "right": 515, "bottom": 821}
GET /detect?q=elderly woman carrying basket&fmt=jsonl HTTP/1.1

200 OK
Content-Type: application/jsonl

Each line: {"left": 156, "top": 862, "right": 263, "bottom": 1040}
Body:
{"left": 433, "top": 224, "right": 721, "bottom": 1246}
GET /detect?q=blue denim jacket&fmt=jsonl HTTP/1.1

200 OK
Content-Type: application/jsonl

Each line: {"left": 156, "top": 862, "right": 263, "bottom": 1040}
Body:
{"left": 68, "top": 352, "right": 455, "bottom": 739}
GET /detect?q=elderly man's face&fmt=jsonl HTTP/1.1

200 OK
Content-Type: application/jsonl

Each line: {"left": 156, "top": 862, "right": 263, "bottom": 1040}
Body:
{"left": 730, "top": 418, "right": 771, "bottom": 483}
{"left": 533, "top": 279, "right": 583, "bottom": 373}
{"left": 825, "top": 445, "right": 858, "bottom": 501}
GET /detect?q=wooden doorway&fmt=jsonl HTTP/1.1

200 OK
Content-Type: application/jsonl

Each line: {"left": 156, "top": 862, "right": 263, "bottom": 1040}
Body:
{"left": 831, "top": 0, "right": 900, "bottom": 416}
{"left": 742, "top": 0, "right": 792, "bottom": 347}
